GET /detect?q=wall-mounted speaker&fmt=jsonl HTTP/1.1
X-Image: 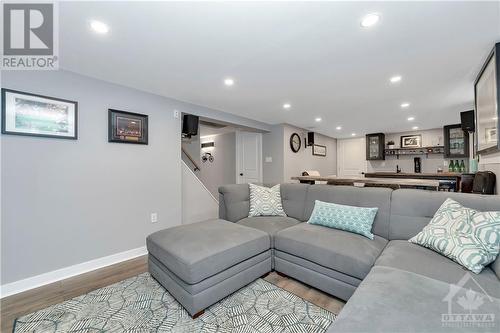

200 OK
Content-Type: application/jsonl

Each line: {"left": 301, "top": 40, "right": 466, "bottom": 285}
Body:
{"left": 182, "top": 114, "right": 199, "bottom": 138}
{"left": 460, "top": 110, "right": 475, "bottom": 132}
{"left": 307, "top": 132, "right": 315, "bottom": 146}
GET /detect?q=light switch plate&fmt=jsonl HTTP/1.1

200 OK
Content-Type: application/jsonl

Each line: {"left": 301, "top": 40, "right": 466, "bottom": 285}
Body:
{"left": 265, "top": 156, "right": 272, "bottom": 163}
{"left": 173, "top": 110, "right": 180, "bottom": 119}
{"left": 151, "top": 213, "right": 158, "bottom": 223}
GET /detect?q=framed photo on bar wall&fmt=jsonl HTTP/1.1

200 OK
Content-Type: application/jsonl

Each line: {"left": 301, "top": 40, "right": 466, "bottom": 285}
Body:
{"left": 400, "top": 134, "right": 422, "bottom": 148}
{"left": 108, "top": 109, "right": 148, "bottom": 144}
{"left": 474, "top": 42, "right": 500, "bottom": 155}
{"left": 1, "top": 88, "right": 78, "bottom": 139}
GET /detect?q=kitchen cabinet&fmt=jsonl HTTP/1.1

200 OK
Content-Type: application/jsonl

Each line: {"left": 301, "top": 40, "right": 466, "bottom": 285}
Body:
{"left": 444, "top": 124, "right": 469, "bottom": 158}
{"left": 366, "top": 133, "right": 385, "bottom": 160}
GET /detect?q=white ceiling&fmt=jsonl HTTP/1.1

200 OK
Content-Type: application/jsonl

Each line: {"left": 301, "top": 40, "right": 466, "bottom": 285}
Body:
{"left": 59, "top": 1, "right": 500, "bottom": 138}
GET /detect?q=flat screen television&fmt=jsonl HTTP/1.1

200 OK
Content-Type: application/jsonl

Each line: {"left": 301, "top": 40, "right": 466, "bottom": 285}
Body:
{"left": 474, "top": 42, "right": 500, "bottom": 154}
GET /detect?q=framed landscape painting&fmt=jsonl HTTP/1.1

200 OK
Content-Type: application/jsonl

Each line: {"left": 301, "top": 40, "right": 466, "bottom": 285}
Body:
{"left": 475, "top": 42, "right": 500, "bottom": 155}
{"left": 108, "top": 109, "right": 148, "bottom": 144}
{"left": 1, "top": 89, "right": 78, "bottom": 139}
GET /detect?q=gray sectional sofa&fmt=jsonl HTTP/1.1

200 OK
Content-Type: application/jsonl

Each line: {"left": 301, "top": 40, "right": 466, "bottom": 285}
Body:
{"left": 217, "top": 184, "right": 500, "bottom": 332}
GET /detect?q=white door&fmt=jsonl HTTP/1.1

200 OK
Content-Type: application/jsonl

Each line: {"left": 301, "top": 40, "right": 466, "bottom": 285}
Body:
{"left": 337, "top": 137, "right": 367, "bottom": 177}
{"left": 236, "top": 131, "right": 262, "bottom": 184}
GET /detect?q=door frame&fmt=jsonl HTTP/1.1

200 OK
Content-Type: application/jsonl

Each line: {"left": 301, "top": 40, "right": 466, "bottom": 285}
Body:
{"left": 235, "top": 131, "right": 263, "bottom": 184}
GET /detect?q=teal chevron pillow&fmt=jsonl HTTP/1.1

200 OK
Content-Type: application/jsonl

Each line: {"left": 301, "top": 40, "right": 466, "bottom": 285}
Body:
{"left": 409, "top": 198, "right": 500, "bottom": 274}
{"left": 307, "top": 200, "right": 378, "bottom": 239}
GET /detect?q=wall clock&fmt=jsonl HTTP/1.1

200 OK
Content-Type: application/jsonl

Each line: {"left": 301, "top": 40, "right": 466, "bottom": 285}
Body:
{"left": 290, "top": 133, "right": 301, "bottom": 153}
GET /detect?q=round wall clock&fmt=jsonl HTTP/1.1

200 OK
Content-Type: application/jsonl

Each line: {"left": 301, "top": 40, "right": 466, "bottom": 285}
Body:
{"left": 290, "top": 133, "right": 301, "bottom": 153}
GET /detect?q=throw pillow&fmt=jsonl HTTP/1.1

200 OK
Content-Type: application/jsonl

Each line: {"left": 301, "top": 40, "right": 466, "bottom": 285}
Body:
{"left": 307, "top": 200, "right": 378, "bottom": 239}
{"left": 248, "top": 184, "right": 287, "bottom": 217}
{"left": 409, "top": 198, "right": 500, "bottom": 274}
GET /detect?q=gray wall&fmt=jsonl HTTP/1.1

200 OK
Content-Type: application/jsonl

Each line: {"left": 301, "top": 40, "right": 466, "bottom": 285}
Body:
{"left": 262, "top": 124, "right": 337, "bottom": 184}
{"left": 283, "top": 124, "right": 337, "bottom": 182}
{"left": 262, "top": 125, "right": 285, "bottom": 184}
{"left": 0, "top": 70, "right": 251, "bottom": 284}
{"left": 199, "top": 132, "right": 236, "bottom": 197}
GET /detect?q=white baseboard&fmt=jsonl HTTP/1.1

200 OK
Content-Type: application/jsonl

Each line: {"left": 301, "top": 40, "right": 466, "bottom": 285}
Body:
{"left": 0, "top": 246, "right": 148, "bottom": 299}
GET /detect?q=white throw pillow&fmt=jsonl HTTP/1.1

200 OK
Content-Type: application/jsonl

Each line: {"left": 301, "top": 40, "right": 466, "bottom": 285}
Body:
{"left": 409, "top": 198, "right": 500, "bottom": 274}
{"left": 248, "top": 184, "right": 287, "bottom": 217}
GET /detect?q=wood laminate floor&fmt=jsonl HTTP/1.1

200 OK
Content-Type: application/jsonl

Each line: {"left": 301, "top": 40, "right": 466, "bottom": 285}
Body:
{"left": 0, "top": 256, "right": 345, "bottom": 332}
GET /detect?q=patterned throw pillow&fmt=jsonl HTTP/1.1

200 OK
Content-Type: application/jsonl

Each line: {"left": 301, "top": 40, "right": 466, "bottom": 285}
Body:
{"left": 307, "top": 200, "right": 378, "bottom": 239}
{"left": 409, "top": 198, "right": 500, "bottom": 274}
{"left": 248, "top": 184, "right": 287, "bottom": 217}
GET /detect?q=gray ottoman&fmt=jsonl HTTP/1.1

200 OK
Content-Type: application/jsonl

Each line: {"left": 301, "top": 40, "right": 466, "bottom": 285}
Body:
{"left": 147, "top": 219, "right": 272, "bottom": 317}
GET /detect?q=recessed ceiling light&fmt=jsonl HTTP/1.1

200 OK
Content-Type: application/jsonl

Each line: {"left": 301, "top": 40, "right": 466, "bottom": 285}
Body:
{"left": 412, "top": 126, "right": 419, "bottom": 130}
{"left": 390, "top": 75, "right": 402, "bottom": 83}
{"left": 336, "top": 126, "right": 342, "bottom": 130}
{"left": 401, "top": 102, "right": 410, "bottom": 108}
{"left": 407, "top": 116, "right": 415, "bottom": 121}
{"left": 360, "top": 13, "right": 380, "bottom": 28}
{"left": 224, "top": 78, "right": 234, "bottom": 86}
{"left": 90, "top": 20, "right": 109, "bottom": 34}
{"left": 351, "top": 133, "right": 356, "bottom": 136}
{"left": 315, "top": 117, "right": 322, "bottom": 122}
{"left": 283, "top": 103, "right": 291, "bottom": 110}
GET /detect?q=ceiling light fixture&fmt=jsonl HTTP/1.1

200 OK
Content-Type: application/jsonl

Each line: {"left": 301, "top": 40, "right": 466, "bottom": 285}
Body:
{"left": 90, "top": 20, "right": 109, "bottom": 34}
{"left": 351, "top": 133, "right": 356, "bottom": 136}
{"left": 390, "top": 75, "right": 402, "bottom": 83}
{"left": 336, "top": 126, "right": 342, "bottom": 130}
{"left": 360, "top": 13, "right": 380, "bottom": 28}
{"left": 224, "top": 78, "right": 234, "bottom": 86}
{"left": 407, "top": 116, "right": 415, "bottom": 121}
{"left": 412, "top": 126, "right": 419, "bottom": 130}
{"left": 283, "top": 103, "right": 291, "bottom": 110}
{"left": 401, "top": 102, "right": 410, "bottom": 108}
{"left": 315, "top": 117, "right": 322, "bottom": 122}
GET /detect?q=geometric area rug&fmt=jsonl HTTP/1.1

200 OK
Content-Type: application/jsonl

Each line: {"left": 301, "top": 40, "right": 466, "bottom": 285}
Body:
{"left": 14, "top": 273, "right": 336, "bottom": 332}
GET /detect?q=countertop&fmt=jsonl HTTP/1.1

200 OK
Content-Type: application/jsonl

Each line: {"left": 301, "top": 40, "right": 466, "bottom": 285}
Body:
{"left": 364, "top": 172, "right": 462, "bottom": 178}
{"left": 291, "top": 176, "right": 440, "bottom": 188}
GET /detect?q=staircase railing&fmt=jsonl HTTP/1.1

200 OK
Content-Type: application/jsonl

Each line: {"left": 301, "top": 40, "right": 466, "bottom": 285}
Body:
{"left": 181, "top": 147, "right": 200, "bottom": 172}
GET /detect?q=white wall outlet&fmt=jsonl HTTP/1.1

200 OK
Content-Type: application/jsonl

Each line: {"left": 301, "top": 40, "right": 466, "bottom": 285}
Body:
{"left": 173, "top": 110, "right": 180, "bottom": 119}
{"left": 265, "top": 156, "right": 272, "bottom": 163}
{"left": 150, "top": 212, "right": 158, "bottom": 223}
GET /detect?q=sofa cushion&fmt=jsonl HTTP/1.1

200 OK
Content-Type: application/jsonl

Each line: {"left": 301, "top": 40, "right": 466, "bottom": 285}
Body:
{"left": 303, "top": 185, "right": 392, "bottom": 238}
{"left": 275, "top": 223, "right": 388, "bottom": 280}
{"left": 218, "top": 184, "right": 250, "bottom": 222}
{"left": 146, "top": 219, "right": 270, "bottom": 284}
{"left": 280, "top": 183, "right": 309, "bottom": 221}
{"left": 389, "top": 189, "right": 500, "bottom": 241}
{"left": 409, "top": 198, "right": 500, "bottom": 274}
{"left": 236, "top": 216, "right": 300, "bottom": 246}
{"left": 248, "top": 183, "right": 287, "bottom": 217}
{"left": 308, "top": 200, "right": 378, "bottom": 239}
{"left": 376, "top": 240, "right": 500, "bottom": 298}
{"left": 327, "top": 266, "right": 500, "bottom": 333}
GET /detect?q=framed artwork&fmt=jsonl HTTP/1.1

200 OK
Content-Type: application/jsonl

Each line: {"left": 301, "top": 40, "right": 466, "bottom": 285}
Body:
{"left": 1, "top": 88, "right": 77, "bottom": 139}
{"left": 400, "top": 135, "right": 422, "bottom": 148}
{"left": 312, "top": 144, "right": 327, "bottom": 156}
{"left": 474, "top": 43, "right": 500, "bottom": 155}
{"left": 108, "top": 109, "right": 148, "bottom": 144}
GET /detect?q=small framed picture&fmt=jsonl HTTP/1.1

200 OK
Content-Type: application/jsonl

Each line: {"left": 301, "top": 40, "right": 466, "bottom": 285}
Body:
{"left": 108, "top": 109, "right": 148, "bottom": 144}
{"left": 400, "top": 135, "right": 422, "bottom": 148}
{"left": 1, "top": 88, "right": 78, "bottom": 139}
{"left": 312, "top": 144, "right": 327, "bottom": 156}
